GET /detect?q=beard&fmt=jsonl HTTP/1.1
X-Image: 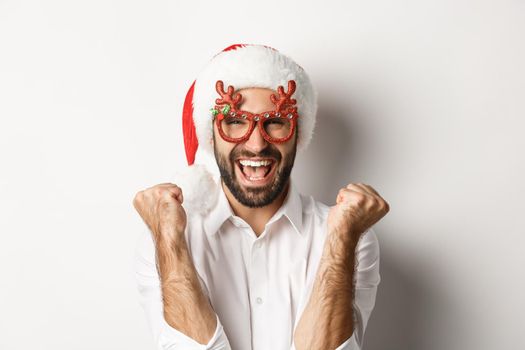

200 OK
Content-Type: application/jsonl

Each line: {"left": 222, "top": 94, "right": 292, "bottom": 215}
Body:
{"left": 213, "top": 135, "right": 297, "bottom": 208}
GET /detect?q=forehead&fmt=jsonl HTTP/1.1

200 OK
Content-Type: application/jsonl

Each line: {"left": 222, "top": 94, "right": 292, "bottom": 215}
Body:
{"left": 235, "top": 87, "right": 276, "bottom": 113}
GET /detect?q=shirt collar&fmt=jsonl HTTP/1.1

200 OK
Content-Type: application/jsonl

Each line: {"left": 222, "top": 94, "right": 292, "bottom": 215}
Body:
{"left": 204, "top": 180, "right": 304, "bottom": 238}
{"left": 268, "top": 180, "right": 304, "bottom": 237}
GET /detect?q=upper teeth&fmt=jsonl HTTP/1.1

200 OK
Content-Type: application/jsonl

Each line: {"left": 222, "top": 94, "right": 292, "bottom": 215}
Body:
{"left": 239, "top": 160, "right": 272, "bottom": 167}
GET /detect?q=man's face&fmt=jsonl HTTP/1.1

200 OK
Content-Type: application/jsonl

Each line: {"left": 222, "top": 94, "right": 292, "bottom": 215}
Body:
{"left": 212, "top": 87, "right": 298, "bottom": 208}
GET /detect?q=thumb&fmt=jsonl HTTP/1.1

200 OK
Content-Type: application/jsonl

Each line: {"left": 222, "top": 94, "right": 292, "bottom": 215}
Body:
{"left": 167, "top": 186, "right": 184, "bottom": 204}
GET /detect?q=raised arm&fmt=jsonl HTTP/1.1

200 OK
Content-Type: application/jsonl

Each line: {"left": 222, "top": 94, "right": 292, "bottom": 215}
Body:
{"left": 133, "top": 183, "right": 232, "bottom": 349}
{"left": 293, "top": 183, "right": 389, "bottom": 350}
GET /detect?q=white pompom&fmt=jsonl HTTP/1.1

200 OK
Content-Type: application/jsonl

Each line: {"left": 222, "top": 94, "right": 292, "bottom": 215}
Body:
{"left": 172, "top": 164, "right": 219, "bottom": 215}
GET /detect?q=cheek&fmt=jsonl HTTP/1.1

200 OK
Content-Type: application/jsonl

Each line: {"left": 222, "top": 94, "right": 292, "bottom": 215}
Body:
{"left": 279, "top": 143, "right": 295, "bottom": 156}
{"left": 276, "top": 142, "right": 297, "bottom": 166}
{"left": 215, "top": 139, "right": 236, "bottom": 159}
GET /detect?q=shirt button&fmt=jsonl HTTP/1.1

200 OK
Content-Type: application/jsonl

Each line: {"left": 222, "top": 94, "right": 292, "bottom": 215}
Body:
{"left": 253, "top": 241, "right": 261, "bottom": 249}
{"left": 256, "top": 297, "right": 263, "bottom": 304}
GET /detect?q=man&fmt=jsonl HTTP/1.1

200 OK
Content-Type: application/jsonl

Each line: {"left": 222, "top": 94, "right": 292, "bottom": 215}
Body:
{"left": 132, "top": 44, "right": 389, "bottom": 350}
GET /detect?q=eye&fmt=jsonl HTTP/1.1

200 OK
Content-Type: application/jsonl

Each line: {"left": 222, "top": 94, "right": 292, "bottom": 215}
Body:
{"left": 226, "top": 119, "right": 242, "bottom": 125}
{"left": 224, "top": 117, "right": 249, "bottom": 126}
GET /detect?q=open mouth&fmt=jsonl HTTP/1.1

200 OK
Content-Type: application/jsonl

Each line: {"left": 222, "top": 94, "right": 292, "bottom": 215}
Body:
{"left": 235, "top": 158, "right": 277, "bottom": 185}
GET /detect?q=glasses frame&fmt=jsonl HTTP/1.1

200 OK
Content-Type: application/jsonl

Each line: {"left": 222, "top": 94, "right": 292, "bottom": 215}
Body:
{"left": 210, "top": 79, "right": 300, "bottom": 144}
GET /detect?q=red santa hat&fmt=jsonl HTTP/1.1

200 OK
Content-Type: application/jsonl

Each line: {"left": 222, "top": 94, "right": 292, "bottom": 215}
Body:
{"left": 175, "top": 43, "right": 318, "bottom": 214}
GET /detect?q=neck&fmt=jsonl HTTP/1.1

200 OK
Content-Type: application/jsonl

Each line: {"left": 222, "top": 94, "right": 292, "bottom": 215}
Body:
{"left": 222, "top": 180, "right": 290, "bottom": 237}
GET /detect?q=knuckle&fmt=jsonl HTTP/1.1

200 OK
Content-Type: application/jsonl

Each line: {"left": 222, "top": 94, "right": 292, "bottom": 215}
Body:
{"left": 160, "top": 190, "right": 175, "bottom": 200}
{"left": 377, "top": 199, "right": 387, "bottom": 213}
{"left": 171, "top": 186, "right": 183, "bottom": 195}
{"left": 133, "top": 190, "right": 142, "bottom": 201}
{"left": 132, "top": 191, "right": 143, "bottom": 206}
{"left": 156, "top": 188, "right": 171, "bottom": 199}
{"left": 355, "top": 193, "right": 366, "bottom": 205}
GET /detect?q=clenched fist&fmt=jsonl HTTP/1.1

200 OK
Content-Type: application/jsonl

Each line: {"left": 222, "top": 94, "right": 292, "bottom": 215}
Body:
{"left": 327, "top": 183, "right": 390, "bottom": 246}
{"left": 132, "top": 183, "right": 187, "bottom": 246}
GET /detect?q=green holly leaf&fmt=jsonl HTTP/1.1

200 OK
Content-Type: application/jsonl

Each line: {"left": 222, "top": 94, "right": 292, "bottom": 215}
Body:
{"left": 221, "top": 104, "right": 231, "bottom": 115}
{"left": 210, "top": 108, "right": 219, "bottom": 117}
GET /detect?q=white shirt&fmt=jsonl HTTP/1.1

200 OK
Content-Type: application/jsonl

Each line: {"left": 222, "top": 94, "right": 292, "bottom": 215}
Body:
{"left": 133, "top": 181, "right": 380, "bottom": 350}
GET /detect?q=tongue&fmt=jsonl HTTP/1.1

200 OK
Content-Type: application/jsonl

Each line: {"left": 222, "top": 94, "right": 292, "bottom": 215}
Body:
{"left": 243, "top": 165, "right": 269, "bottom": 178}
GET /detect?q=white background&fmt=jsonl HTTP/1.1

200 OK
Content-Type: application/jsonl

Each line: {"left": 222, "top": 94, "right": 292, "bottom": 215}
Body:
{"left": 1, "top": 1, "right": 524, "bottom": 349}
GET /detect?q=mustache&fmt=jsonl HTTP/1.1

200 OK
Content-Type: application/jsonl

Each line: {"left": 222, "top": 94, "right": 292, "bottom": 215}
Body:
{"left": 229, "top": 145, "right": 282, "bottom": 162}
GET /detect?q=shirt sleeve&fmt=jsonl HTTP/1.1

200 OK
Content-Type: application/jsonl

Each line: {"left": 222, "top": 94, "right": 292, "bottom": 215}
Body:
{"left": 334, "top": 228, "right": 381, "bottom": 350}
{"left": 133, "top": 227, "right": 233, "bottom": 350}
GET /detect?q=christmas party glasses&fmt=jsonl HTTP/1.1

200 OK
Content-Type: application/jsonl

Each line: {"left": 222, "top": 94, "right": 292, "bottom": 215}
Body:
{"left": 210, "top": 80, "right": 299, "bottom": 144}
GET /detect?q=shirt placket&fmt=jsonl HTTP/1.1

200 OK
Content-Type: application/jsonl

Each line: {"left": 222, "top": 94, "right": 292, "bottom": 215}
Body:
{"left": 249, "top": 234, "right": 269, "bottom": 350}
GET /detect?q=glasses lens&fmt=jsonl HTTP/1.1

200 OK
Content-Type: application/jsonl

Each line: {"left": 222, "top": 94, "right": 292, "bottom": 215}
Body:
{"left": 220, "top": 116, "right": 251, "bottom": 139}
{"left": 263, "top": 117, "right": 292, "bottom": 139}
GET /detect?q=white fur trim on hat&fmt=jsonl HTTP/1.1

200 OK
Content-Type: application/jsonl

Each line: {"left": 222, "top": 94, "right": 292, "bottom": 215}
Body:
{"left": 172, "top": 164, "right": 219, "bottom": 215}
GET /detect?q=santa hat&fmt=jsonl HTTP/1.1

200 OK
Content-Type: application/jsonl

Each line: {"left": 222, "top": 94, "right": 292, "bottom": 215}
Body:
{"left": 175, "top": 43, "right": 318, "bottom": 215}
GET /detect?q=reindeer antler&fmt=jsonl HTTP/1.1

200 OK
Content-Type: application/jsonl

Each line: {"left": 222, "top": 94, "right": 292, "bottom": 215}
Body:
{"left": 215, "top": 80, "right": 242, "bottom": 108}
{"left": 270, "top": 80, "right": 297, "bottom": 111}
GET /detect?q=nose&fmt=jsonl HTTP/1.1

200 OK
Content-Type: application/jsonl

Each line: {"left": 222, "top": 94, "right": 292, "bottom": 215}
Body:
{"left": 244, "top": 122, "right": 268, "bottom": 153}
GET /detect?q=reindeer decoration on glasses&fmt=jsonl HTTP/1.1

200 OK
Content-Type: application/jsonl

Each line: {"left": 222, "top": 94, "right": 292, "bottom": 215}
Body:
{"left": 209, "top": 79, "right": 300, "bottom": 144}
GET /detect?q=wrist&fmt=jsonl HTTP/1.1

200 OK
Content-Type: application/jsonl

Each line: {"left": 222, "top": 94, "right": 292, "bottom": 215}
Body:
{"left": 323, "top": 231, "right": 358, "bottom": 264}
{"left": 154, "top": 235, "right": 190, "bottom": 279}
{"left": 155, "top": 226, "right": 185, "bottom": 249}
{"left": 326, "top": 226, "right": 360, "bottom": 248}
